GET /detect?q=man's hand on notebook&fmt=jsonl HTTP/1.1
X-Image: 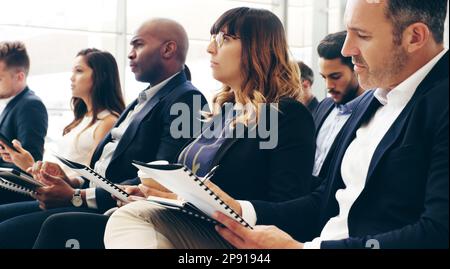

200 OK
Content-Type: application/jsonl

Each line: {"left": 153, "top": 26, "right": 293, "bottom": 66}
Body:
{"left": 113, "top": 185, "right": 145, "bottom": 207}
{"left": 205, "top": 181, "right": 242, "bottom": 216}
{"left": 140, "top": 177, "right": 171, "bottom": 192}
{"left": 112, "top": 184, "right": 178, "bottom": 207}
{"left": 29, "top": 161, "right": 80, "bottom": 188}
{"left": 34, "top": 171, "right": 76, "bottom": 210}
{"left": 214, "top": 211, "right": 304, "bottom": 249}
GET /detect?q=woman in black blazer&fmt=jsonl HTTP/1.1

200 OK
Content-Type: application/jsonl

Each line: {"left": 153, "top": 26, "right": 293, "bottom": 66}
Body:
{"left": 175, "top": 97, "right": 315, "bottom": 202}
{"left": 102, "top": 7, "right": 315, "bottom": 249}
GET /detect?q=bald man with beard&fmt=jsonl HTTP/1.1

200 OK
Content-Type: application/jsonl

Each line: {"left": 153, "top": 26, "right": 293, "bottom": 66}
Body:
{"left": 0, "top": 18, "right": 209, "bottom": 249}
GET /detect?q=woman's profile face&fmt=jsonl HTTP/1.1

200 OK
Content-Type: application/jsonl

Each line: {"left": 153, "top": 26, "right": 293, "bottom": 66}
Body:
{"left": 70, "top": 56, "right": 93, "bottom": 100}
{"left": 207, "top": 29, "right": 243, "bottom": 90}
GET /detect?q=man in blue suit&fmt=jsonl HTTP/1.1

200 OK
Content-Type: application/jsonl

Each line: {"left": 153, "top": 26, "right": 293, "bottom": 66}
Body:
{"left": 311, "top": 31, "right": 365, "bottom": 190}
{"left": 0, "top": 41, "right": 48, "bottom": 204}
{"left": 0, "top": 18, "right": 208, "bottom": 248}
{"left": 198, "top": 0, "right": 448, "bottom": 249}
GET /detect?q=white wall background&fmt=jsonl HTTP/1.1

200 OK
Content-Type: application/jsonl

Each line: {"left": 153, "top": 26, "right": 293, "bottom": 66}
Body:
{"left": 0, "top": 0, "right": 448, "bottom": 145}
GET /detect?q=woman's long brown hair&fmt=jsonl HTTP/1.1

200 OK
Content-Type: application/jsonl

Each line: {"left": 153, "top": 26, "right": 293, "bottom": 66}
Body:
{"left": 63, "top": 48, "right": 125, "bottom": 135}
{"left": 208, "top": 7, "right": 305, "bottom": 126}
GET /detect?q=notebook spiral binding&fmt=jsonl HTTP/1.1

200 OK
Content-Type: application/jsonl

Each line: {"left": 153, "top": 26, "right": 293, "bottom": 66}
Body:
{"left": 85, "top": 168, "right": 129, "bottom": 198}
{"left": 183, "top": 167, "right": 253, "bottom": 229}
{"left": 0, "top": 180, "right": 36, "bottom": 196}
{"left": 180, "top": 208, "right": 218, "bottom": 225}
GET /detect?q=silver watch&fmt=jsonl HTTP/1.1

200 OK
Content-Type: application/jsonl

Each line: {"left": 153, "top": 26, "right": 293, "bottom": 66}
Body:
{"left": 71, "top": 189, "right": 83, "bottom": 207}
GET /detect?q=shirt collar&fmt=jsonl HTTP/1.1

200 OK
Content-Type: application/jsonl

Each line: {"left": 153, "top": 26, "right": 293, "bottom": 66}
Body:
{"left": 0, "top": 96, "right": 15, "bottom": 106}
{"left": 139, "top": 72, "right": 180, "bottom": 103}
{"left": 374, "top": 48, "right": 448, "bottom": 108}
{"left": 0, "top": 91, "right": 19, "bottom": 109}
{"left": 336, "top": 96, "right": 361, "bottom": 115}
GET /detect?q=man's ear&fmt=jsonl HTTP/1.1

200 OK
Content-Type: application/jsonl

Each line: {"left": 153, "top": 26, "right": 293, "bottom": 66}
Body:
{"left": 161, "top": 41, "right": 177, "bottom": 59}
{"left": 11, "top": 69, "right": 26, "bottom": 83}
{"left": 16, "top": 71, "right": 26, "bottom": 83}
{"left": 402, "top": 22, "right": 431, "bottom": 53}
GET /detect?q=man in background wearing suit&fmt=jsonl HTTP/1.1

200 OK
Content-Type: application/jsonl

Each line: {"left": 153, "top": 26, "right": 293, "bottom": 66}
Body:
{"left": 311, "top": 31, "right": 365, "bottom": 189}
{"left": 210, "top": 0, "right": 448, "bottom": 249}
{"left": 0, "top": 18, "right": 208, "bottom": 248}
{"left": 0, "top": 41, "right": 48, "bottom": 205}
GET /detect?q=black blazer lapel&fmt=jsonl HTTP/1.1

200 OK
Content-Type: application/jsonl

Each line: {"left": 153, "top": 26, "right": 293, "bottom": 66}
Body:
{"left": 209, "top": 137, "right": 239, "bottom": 168}
{"left": 109, "top": 72, "right": 188, "bottom": 163}
{"left": 90, "top": 99, "right": 139, "bottom": 167}
{"left": 325, "top": 92, "right": 378, "bottom": 189}
{"left": 336, "top": 93, "right": 379, "bottom": 163}
{"left": 365, "top": 51, "right": 449, "bottom": 184}
{"left": 314, "top": 98, "right": 335, "bottom": 131}
{"left": 115, "top": 99, "right": 139, "bottom": 127}
{"left": 0, "top": 87, "right": 30, "bottom": 127}
{"left": 365, "top": 98, "right": 417, "bottom": 184}
{"left": 211, "top": 113, "right": 254, "bottom": 167}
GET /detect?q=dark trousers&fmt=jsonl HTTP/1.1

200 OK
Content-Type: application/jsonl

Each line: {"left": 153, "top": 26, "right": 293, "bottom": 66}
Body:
{"left": 0, "top": 201, "right": 40, "bottom": 223}
{"left": 0, "top": 201, "right": 99, "bottom": 249}
{"left": 33, "top": 212, "right": 109, "bottom": 249}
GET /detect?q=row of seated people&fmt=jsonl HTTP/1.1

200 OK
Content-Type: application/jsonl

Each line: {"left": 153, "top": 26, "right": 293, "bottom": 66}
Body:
{"left": 0, "top": 0, "right": 448, "bottom": 249}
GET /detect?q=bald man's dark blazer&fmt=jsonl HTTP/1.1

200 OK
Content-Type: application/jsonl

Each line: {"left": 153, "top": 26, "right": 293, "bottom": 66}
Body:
{"left": 90, "top": 72, "right": 208, "bottom": 212}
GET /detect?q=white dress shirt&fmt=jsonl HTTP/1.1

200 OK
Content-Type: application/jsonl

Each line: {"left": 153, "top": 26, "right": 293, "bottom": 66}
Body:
{"left": 313, "top": 98, "right": 360, "bottom": 177}
{"left": 0, "top": 95, "right": 15, "bottom": 116}
{"left": 238, "top": 48, "right": 448, "bottom": 247}
{"left": 84, "top": 72, "right": 179, "bottom": 209}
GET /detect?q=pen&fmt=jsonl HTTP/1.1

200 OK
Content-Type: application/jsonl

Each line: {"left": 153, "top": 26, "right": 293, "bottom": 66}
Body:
{"left": 202, "top": 165, "right": 219, "bottom": 183}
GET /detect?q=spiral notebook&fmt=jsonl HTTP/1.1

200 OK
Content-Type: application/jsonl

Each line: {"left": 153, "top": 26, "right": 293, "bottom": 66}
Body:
{"left": 0, "top": 167, "right": 44, "bottom": 197}
{"left": 0, "top": 177, "right": 37, "bottom": 196}
{"left": 130, "top": 195, "right": 221, "bottom": 225}
{"left": 53, "top": 154, "right": 129, "bottom": 202}
{"left": 132, "top": 161, "right": 253, "bottom": 229}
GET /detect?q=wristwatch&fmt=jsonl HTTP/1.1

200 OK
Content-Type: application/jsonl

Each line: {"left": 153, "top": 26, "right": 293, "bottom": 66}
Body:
{"left": 71, "top": 189, "right": 83, "bottom": 207}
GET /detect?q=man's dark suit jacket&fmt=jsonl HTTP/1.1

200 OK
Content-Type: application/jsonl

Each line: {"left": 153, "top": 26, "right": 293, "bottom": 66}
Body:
{"left": 310, "top": 97, "right": 335, "bottom": 189}
{"left": 313, "top": 97, "right": 335, "bottom": 130}
{"left": 89, "top": 72, "right": 208, "bottom": 212}
{"left": 252, "top": 52, "right": 449, "bottom": 249}
{"left": 0, "top": 87, "right": 48, "bottom": 168}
